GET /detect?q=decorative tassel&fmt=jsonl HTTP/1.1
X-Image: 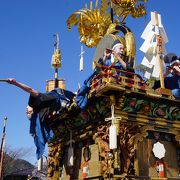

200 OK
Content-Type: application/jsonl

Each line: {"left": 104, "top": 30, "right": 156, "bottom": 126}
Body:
{"left": 80, "top": 56, "right": 84, "bottom": 71}
{"left": 159, "top": 162, "right": 164, "bottom": 177}
{"left": 79, "top": 45, "right": 85, "bottom": 71}
{"left": 110, "top": 54, "right": 115, "bottom": 63}
{"left": 78, "top": 83, "right": 81, "bottom": 91}
{"left": 38, "top": 157, "right": 43, "bottom": 171}
{"left": 105, "top": 105, "right": 121, "bottom": 150}
{"left": 109, "top": 124, "right": 117, "bottom": 149}
{"left": 67, "top": 146, "right": 74, "bottom": 166}
{"left": 155, "top": 160, "right": 165, "bottom": 178}
{"left": 67, "top": 130, "right": 74, "bottom": 166}
{"left": 82, "top": 161, "right": 89, "bottom": 179}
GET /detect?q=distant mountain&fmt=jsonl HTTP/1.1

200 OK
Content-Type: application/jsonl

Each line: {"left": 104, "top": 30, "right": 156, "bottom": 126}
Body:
{"left": 3, "top": 154, "right": 35, "bottom": 177}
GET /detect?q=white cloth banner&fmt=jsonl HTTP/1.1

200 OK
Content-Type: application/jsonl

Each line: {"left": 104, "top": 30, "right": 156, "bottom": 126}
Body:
{"left": 140, "top": 11, "right": 168, "bottom": 79}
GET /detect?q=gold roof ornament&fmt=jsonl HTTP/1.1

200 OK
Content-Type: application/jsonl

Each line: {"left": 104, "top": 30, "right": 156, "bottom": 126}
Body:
{"left": 67, "top": 0, "right": 148, "bottom": 68}
{"left": 111, "top": 0, "right": 148, "bottom": 22}
{"left": 67, "top": 0, "right": 112, "bottom": 48}
{"left": 67, "top": 0, "right": 148, "bottom": 48}
{"left": 51, "top": 33, "right": 62, "bottom": 69}
{"left": 48, "top": 33, "right": 66, "bottom": 91}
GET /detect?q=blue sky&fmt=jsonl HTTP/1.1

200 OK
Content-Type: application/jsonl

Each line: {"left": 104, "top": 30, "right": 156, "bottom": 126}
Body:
{"left": 0, "top": 0, "right": 180, "bottom": 165}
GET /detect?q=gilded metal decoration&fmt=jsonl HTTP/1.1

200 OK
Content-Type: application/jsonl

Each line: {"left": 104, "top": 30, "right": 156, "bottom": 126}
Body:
{"left": 67, "top": 3, "right": 111, "bottom": 47}
{"left": 67, "top": 0, "right": 147, "bottom": 48}
{"left": 67, "top": 1, "right": 111, "bottom": 47}
{"left": 112, "top": 0, "right": 148, "bottom": 22}
{"left": 51, "top": 33, "right": 61, "bottom": 69}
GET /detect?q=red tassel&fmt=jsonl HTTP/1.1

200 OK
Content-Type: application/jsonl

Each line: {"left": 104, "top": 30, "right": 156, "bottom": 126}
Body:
{"left": 81, "top": 161, "right": 89, "bottom": 179}
{"left": 159, "top": 162, "right": 164, "bottom": 177}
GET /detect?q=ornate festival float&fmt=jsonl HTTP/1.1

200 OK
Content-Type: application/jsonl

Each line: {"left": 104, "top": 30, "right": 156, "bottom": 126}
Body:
{"left": 42, "top": 0, "right": 180, "bottom": 179}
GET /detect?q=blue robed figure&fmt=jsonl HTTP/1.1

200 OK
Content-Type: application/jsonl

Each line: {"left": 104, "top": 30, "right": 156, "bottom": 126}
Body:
{"left": 6, "top": 78, "right": 75, "bottom": 159}
{"left": 154, "top": 53, "right": 180, "bottom": 98}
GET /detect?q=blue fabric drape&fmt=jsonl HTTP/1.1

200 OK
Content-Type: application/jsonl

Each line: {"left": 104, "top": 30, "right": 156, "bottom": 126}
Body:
{"left": 30, "top": 113, "right": 53, "bottom": 160}
{"left": 165, "top": 75, "right": 180, "bottom": 98}
{"left": 29, "top": 89, "right": 75, "bottom": 159}
{"left": 76, "top": 71, "right": 97, "bottom": 109}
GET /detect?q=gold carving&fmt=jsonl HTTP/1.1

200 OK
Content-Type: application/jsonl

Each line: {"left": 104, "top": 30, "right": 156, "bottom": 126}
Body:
{"left": 51, "top": 33, "right": 61, "bottom": 69}
{"left": 134, "top": 125, "right": 155, "bottom": 147}
{"left": 169, "top": 129, "right": 180, "bottom": 144}
{"left": 119, "top": 123, "right": 139, "bottom": 174}
{"left": 124, "top": 31, "right": 136, "bottom": 63}
{"left": 67, "top": 1, "right": 111, "bottom": 47}
{"left": 67, "top": 0, "right": 147, "bottom": 48}
{"left": 93, "top": 125, "right": 111, "bottom": 177}
{"left": 112, "top": 0, "right": 147, "bottom": 22}
{"left": 47, "top": 144, "right": 63, "bottom": 178}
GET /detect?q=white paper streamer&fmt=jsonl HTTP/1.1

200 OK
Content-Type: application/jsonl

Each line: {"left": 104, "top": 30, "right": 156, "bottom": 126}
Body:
{"left": 79, "top": 45, "right": 85, "bottom": 71}
{"left": 67, "top": 130, "right": 74, "bottom": 166}
{"left": 38, "top": 157, "right": 43, "bottom": 171}
{"left": 67, "top": 146, "right": 74, "bottom": 166}
{"left": 109, "top": 124, "right": 117, "bottom": 149}
{"left": 140, "top": 11, "right": 168, "bottom": 79}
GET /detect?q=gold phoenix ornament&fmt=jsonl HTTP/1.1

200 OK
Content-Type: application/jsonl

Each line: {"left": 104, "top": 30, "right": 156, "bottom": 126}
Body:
{"left": 67, "top": 0, "right": 148, "bottom": 48}
{"left": 67, "top": 0, "right": 111, "bottom": 48}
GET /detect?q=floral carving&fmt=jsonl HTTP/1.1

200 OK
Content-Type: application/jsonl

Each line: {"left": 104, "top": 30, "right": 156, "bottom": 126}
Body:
{"left": 122, "top": 97, "right": 180, "bottom": 120}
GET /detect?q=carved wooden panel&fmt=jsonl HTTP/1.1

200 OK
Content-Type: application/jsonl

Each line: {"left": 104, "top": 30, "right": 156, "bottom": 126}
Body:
{"left": 137, "top": 138, "right": 179, "bottom": 178}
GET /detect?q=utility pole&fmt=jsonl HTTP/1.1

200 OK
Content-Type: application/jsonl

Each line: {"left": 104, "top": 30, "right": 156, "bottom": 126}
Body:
{"left": 0, "top": 117, "right": 7, "bottom": 179}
